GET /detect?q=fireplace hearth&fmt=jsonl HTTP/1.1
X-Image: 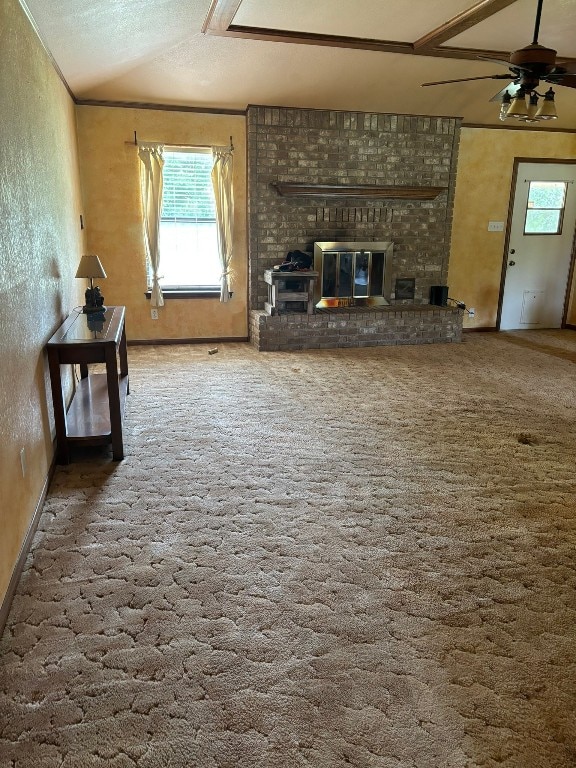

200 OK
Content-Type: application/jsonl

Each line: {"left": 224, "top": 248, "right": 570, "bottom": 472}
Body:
{"left": 250, "top": 303, "right": 462, "bottom": 351}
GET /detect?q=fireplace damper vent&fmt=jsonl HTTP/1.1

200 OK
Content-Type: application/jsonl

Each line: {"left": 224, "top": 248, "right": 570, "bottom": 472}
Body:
{"left": 313, "top": 241, "right": 393, "bottom": 309}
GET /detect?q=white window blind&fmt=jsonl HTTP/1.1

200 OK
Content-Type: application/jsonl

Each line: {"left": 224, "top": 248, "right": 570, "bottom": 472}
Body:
{"left": 161, "top": 150, "right": 215, "bottom": 223}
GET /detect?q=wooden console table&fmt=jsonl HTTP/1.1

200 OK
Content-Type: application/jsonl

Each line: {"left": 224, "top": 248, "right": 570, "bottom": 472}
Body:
{"left": 46, "top": 306, "right": 129, "bottom": 463}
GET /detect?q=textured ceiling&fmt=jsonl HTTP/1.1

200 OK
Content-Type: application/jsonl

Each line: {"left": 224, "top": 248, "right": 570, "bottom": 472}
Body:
{"left": 21, "top": 0, "right": 576, "bottom": 128}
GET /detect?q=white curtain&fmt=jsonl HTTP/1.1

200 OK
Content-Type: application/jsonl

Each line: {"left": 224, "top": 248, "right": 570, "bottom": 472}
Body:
{"left": 138, "top": 143, "right": 165, "bottom": 307}
{"left": 211, "top": 145, "right": 234, "bottom": 302}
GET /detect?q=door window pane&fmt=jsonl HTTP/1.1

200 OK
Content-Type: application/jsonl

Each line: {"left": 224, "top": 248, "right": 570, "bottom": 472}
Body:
{"left": 528, "top": 181, "right": 566, "bottom": 209}
{"left": 525, "top": 209, "right": 561, "bottom": 235}
{"left": 524, "top": 181, "right": 567, "bottom": 234}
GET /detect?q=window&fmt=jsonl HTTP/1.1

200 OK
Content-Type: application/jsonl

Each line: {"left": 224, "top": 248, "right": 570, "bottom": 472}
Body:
{"left": 524, "top": 181, "right": 567, "bottom": 235}
{"left": 157, "top": 148, "right": 220, "bottom": 290}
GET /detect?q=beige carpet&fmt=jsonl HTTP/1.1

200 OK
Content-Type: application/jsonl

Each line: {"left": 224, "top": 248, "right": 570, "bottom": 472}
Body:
{"left": 1, "top": 330, "right": 576, "bottom": 768}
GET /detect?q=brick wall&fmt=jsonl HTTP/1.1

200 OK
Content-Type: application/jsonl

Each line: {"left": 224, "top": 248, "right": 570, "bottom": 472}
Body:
{"left": 247, "top": 106, "right": 462, "bottom": 310}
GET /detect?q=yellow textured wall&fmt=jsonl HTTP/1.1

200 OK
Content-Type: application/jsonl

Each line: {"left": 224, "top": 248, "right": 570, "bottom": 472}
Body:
{"left": 0, "top": 0, "right": 85, "bottom": 604}
{"left": 449, "top": 127, "right": 576, "bottom": 329}
{"left": 76, "top": 107, "right": 248, "bottom": 341}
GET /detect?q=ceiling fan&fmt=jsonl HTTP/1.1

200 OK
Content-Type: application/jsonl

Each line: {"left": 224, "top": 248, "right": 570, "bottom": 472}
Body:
{"left": 422, "top": 0, "right": 576, "bottom": 122}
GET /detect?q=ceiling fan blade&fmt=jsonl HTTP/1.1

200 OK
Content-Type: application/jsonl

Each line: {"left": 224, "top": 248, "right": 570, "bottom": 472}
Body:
{"left": 422, "top": 74, "right": 512, "bottom": 86}
{"left": 489, "top": 83, "right": 518, "bottom": 102}
{"left": 545, "top": 73, "right": 576, "bottom": 89}
{"left": 477, "top": 55, "right": 534, "bottom": 74}
{"left": 477, "top": 54, "right": 514, "bottom": 67}
{"left": 553, "top": 62, "right": 576, "bottom": 75}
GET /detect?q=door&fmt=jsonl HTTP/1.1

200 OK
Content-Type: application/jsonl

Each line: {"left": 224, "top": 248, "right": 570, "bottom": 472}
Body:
{"left": 500, "top": 162, "right": 576, "bottom": 330}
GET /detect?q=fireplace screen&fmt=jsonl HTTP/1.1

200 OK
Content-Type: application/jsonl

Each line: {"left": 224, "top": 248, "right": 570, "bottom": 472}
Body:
{"left": 314, "top": 241, "right": 393, "bottom": 308}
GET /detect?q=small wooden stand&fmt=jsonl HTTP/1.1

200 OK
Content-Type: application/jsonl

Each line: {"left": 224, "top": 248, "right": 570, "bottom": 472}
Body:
{"left": 264, "top": 269, "right": 318, "bottom": 315}
{"left": 46, "top": 306, "right": 129, "bottom": 463}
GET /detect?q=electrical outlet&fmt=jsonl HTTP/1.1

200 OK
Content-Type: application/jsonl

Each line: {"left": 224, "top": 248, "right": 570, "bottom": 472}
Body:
{"left": 20, "top": 447, "right": 26, "bottom": 478}
{"left": 469, "top": 307, "right": 475, "bottom": 317}
{"left": 150, "top": 308, "right": 159, "bottom": 320}
{"left": 488, "top": 221, "right": 504, "bottom": 232}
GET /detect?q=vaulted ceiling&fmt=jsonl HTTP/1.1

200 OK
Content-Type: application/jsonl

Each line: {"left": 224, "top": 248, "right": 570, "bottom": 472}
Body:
{"left": 22, "top": 0, "right": 576, "bottom": 129}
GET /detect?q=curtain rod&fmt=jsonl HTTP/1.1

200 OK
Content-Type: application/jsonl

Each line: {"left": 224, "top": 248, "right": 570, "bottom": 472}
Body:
{"left": 125, "top": 131, "right": 234, "bottom": 150}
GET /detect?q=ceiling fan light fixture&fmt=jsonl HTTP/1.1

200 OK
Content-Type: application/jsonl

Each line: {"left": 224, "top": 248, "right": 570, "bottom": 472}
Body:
{"left": 507, "top": 89, "right": 529, "bottom": 118}
{"left": 422, "top": 0, "right": 564, "bottom": 127}
{"left": 534, "top": 87, "right": 558, "bottom": 119}
{"left": 518, "top": 91, "right": 543, "bottom": 123}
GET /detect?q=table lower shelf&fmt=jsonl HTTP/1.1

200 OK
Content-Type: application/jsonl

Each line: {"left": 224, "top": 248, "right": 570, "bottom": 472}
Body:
{"left": 66, "top": 373, "right": 128, "bottom": 443}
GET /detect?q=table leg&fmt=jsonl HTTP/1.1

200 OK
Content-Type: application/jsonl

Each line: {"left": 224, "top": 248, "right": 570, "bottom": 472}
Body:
{"left": 105, "top": 344, "right": 124, "bottom": 461}
{"left": 118, "top": 321, "right": 129, "bottom": 394}
{"left": 308, "top": 277, "right": 315, "bottom": 314}
{"left": 47, "top": 349, "right": 70, "bottom": 464}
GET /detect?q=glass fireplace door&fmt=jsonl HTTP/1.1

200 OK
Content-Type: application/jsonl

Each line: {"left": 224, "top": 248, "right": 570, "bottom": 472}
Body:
{"left": 314, "top": 241, "right": 393, "bottom": 308}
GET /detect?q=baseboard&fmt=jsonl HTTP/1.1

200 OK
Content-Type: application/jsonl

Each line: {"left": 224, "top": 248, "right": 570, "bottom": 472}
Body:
{"left": 128, "top": 336, "right": 249, "bottom": 346}
{"left": 564, "top": 323, "right": 576, "bottom": 330}
{"left": 0, "top": 455, "right": 56, "bottom": 637}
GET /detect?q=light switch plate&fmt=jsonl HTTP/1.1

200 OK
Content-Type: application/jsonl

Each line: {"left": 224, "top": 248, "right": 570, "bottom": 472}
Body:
{"left": 488, "top": 221, "right": 504, "bottom": 232}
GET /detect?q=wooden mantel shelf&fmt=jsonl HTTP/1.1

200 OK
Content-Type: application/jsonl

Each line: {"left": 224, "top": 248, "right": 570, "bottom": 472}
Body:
{"left": 271, "top": 183, "right": 447, "bottom": 200}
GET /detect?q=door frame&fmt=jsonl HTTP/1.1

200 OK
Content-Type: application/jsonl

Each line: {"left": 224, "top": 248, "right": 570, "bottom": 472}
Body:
{"left": 496, "top": 157, "right": 576, "bottom": 331}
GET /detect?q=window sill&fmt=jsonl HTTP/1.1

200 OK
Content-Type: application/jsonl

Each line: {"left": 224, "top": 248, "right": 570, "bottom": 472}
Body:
{"left": 145, "top": 289, "right": 228, "bottom": 300}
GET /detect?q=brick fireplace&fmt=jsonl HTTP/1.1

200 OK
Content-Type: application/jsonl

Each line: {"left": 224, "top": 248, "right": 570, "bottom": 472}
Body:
{"left": 247, "top": 105, "right": 463, "bottom": 351}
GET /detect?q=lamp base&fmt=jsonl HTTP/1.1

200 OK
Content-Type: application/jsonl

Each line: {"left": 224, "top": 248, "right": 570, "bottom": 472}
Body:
{"left": 83, "top": 286, "right": 105, "bottom": 313}
{"left": 82, "top": 305, "right": 107, "bottom": 314}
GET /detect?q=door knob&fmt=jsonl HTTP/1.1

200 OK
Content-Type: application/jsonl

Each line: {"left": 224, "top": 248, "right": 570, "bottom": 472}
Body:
{"left": 509, "top": 260, "right": 516, "bottom": 266}
{"left": 510, "top": 248, "right": 516, "bottom": 254}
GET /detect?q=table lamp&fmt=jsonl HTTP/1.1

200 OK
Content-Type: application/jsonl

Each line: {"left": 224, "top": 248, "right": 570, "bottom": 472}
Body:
{"left": 76, "top": 254, "right": 107, "bottom": 313}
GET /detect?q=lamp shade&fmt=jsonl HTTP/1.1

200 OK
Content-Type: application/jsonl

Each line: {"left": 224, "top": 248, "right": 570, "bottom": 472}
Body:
{"left": 535, "top": 88, "right": 557, "bottom": 120}
{"left": 507, "top": 91, "right": 529, "bottom": 118}
{"left": 76, "top": 254, "right": 107, "bottom": 279}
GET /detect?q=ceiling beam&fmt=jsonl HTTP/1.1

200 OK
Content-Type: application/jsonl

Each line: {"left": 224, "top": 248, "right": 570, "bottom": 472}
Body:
{"left": 220, "top": 26, "right": 415, "bottom": 55}
{"left": 413, "top": 0, "right": 519, "bottom": 51}
{"left": 202, "top": 0, "right": 576, "bottom": 68}
{"left": 202, "top": 0, "right": 243, "bottom": 34}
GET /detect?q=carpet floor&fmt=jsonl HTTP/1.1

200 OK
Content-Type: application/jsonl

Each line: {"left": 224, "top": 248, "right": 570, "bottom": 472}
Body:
{"left": 1, "top": 330, "right": 576, "bottom": 768}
